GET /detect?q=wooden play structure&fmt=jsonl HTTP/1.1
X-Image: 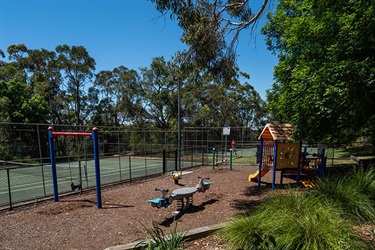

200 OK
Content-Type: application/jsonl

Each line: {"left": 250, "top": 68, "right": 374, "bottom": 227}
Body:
{"left": 249, "top": 123, "right": 326, "bottom": 189}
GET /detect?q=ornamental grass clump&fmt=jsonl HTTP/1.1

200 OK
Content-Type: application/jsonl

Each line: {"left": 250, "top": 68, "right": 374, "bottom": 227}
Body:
{"left": 137, "top": 221, "right": 186, "bottom": 250}
{"left": 220, "top": 188, "right": 368, "bottom": 250}
{"left": 312, "top": 166, "right": 375, "bottom": 223}
{"left": 349, "top": 166, "right": 375, "bottom": 202}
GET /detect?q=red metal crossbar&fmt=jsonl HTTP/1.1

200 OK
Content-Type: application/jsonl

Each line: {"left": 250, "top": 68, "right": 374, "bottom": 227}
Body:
{"left": 48, "top": 127, "right": 97, "bottom": 137}
{"left": 51, "top": 131, "right": 92, "bottom": 137}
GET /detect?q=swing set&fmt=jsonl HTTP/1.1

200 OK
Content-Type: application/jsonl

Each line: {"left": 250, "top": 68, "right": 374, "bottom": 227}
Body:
{"left": 48, "top": 127, "right": 102, "bottom": 208}
{"left": 64, "top": 135, "right": 90, "bottom": 192}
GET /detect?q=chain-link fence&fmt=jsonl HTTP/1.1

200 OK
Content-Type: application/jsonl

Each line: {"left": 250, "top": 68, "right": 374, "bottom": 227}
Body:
{"left": 1, "top": 122, "right": 373, "bottom": 210}
{"left": 0, "top": 147, "right": 210, "bottom": 210}
{"left": 0, "top": 123, "right": 259, "bottom": 161}
{"left": 0, "top": 123, "right": 260, "bottom": 210}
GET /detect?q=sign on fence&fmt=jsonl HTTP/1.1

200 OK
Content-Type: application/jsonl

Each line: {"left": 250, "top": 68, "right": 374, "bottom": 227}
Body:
{"left": 223, "top": 126, "right": 230, "bottom": 136}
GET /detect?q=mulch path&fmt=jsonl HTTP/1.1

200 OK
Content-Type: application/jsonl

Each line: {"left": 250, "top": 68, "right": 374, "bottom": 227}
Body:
{"left": 0, "top": 164, "right": 300, "bottom": 250}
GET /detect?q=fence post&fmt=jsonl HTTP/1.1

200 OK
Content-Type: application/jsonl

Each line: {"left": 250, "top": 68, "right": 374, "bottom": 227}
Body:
{"left": 191, "top": 148, "right": 193, "bottom": 168}
{"left": 201, "top": 146, "right": 204, "bottom": 166}
{"left": 212, "top": 148, "right": 215, "bottom": 169}
{"left": 7, "top": 169, "right": 12, "bottom": 210}
{"left": 229, "top": 149, "right": 233, "bottom": 171}
{"left": 163, "top": 149, "right": 166, "bottom": 174}
{"left": 129, "top": 155, "right": 132, "bottom": 182}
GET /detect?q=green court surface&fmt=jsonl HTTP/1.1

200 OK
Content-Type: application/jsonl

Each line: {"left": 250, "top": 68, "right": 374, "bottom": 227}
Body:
{"left": 0, "top": 156, "right": 188, "bottom": 207}
{"left": 1, "top": 148, "right": 257, "bottom": 208}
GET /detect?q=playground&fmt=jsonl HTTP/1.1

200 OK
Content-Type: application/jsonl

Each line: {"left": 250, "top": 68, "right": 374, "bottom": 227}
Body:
{"left": 1, "top": 124, "right": 374, "bottom": 249}
{"left": 0, "top": 164, "right": 296, "bottom": 250}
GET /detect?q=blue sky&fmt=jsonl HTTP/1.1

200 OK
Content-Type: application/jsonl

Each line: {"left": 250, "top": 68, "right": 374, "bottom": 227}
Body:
{"left": 0, "top": 0, "right": 278, "bottom": 99}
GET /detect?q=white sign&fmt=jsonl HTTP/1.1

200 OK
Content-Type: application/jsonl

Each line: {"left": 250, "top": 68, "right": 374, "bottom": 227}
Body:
{"left": 223, "top": 126, "right": 230, "bottom": 136}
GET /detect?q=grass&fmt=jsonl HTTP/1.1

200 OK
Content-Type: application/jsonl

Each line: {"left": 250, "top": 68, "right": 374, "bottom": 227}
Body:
{"left": 325, "top": 143, "right": 375, "bottom": 159}
{"left": 220, "top": 189, "right": 368, "bottom": 249}
{"left": 137, "top": 221, "right": 187, "bottom": 250}
{"left": 312, "top": 167, "right": 375, "bottom": 223}
{"left": 219, "top": 166, "right": 375, "bottom": 250}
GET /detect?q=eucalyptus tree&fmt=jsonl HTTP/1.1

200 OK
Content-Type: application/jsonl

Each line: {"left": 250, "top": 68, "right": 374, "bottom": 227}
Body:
{"left": 19, "top": 48, "right": 63, "bottom": 124}
{"left": 150, "top": 0, "right": 272, "bottom": 80}
{"left": 56, "top": 45, "right": 96, "bottom": 125}
{"left": 2, "top": 44, "right": 28, "bottom": 83}
{"left": 262, "top": 0, "right": 375, "bottom": 146}
{"left": 169, "top": 53, "right": 267, "bottom": 129}
{"left": 93, "top": 66, "right": 141, "bottom": 126}
{"left": 138, "top": 56, "right": 178, "bottom": 129}
{"left": 187, "top": 70, "right": 266, "bottom": 129}
{"left": 0, "top": 49, "right": 4, "bottom": 60}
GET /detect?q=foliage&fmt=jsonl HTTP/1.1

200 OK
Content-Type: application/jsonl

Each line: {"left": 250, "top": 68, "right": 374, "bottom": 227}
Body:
{"left": 220, "top": 188, "right": 370, "bottom": 249}
{"left": 312, "top": 167, "right": 375, "bottom": 223}
{"left": 262, "top": 0, "right": 375, "bottom": 146}
{"left": 1, "top": 43, "right": 267, "bottom": 130}
{"left": 150, "top": 0, "right": 272, "bottom": 80}
{"left": 93, "top": 55, "right": 268, "bottom": 129}
{"left": 56, "top": 45, "right": 96, "bottom": 125}
{"left": 137, "top": 221, "right": 186, "bottom": 250}
{"left": 93, "top": 65, "right": 141, "bottom": 126}
{"left": 0, "top": 79, "right": 48, "bottom": 123}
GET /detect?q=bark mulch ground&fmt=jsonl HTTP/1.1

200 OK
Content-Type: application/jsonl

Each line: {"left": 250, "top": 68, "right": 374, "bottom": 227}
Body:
{"left": 0, "top": 164, "right": 345, "bottom": 250}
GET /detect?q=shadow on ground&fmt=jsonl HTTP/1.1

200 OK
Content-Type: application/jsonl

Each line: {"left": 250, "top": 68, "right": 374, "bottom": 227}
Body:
{"left": 160, "top": 199, "right": 219, "bottom": 227}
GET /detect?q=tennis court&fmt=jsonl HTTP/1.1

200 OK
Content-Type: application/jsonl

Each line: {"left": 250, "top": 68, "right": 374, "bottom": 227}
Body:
{"left": 0, "top": 152, "right": 204, "bottom": 209}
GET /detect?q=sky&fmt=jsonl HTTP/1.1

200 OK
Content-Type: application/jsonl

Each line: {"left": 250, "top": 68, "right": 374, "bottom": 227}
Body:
{"left": 0, "top": 0, "right": 278, "bottom": 99}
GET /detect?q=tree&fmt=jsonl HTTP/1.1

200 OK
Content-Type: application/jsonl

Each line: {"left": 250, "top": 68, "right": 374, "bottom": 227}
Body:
{"left": 93, "top": 66, "right": 141, "bottom": 126}
{"left": 138, "top": 56, "right": 178, "bottom": 129}
{"left": 0, "top": 79, "right": 48, "bottom": 123}
{"left": 20, "top": 48, "right": 63, "bottom": 124}
{"left": 56, "top": 45, "right": 96, "bottom": 125}
{"left": 150, "top": 0, "right": 271, "bottom": 79}
{"left": 262, "top": 0, "right": 375, "bottom": 146}
{"left": 169, "top": 54, "right": 268, "bottom": 129}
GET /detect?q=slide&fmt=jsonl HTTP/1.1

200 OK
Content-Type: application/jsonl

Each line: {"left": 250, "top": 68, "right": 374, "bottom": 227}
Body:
{"left": 248, "top": 169, "right": 270, "bottom": 181}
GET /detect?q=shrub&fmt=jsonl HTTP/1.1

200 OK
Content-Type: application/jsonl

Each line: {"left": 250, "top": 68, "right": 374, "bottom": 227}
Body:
{"left": 313, "top": 167, "right": 375, "bottom": 223}
{"left": 220, "top": 188, "right": 369, "bottom": 249}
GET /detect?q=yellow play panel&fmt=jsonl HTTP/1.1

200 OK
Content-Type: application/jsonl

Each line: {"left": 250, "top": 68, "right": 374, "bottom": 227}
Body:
{"left": 276, "top": 142, "right": 300, "bottom": 169}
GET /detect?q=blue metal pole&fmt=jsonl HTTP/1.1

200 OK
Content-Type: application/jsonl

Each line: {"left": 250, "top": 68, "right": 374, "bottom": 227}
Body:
{"left": 258, "top": 139, "right": 263, "bottom": 187}
{"left": 48, "top": 127, "right": 59, "bottom": 202}
{"left": 92, "top": 127, "right": 102, "bottom": 208}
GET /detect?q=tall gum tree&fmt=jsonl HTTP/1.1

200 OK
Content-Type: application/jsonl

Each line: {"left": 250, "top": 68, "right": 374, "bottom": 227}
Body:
{"left": 56, "top": 45, "right": 96, "bottom": 125}
{"left": 150, "top": 0, "right": 272, "bottom": 80}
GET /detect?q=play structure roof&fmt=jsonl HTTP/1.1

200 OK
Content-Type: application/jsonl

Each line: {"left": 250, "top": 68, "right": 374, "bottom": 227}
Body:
{"left": 258, "top": 123, "right": 294, "bottom": 141}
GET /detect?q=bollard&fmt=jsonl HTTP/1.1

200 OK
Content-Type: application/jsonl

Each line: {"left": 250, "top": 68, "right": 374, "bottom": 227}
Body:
{"left": 229, "top": 149, "right": 233, "bottom": 171}
{"left": 212, "top": 148, "right": 216, "bottom": 169}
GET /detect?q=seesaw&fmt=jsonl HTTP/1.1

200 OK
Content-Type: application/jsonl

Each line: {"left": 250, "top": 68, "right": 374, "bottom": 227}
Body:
{"left": 147, "top": 177, "right": 212, "bottom": 214}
